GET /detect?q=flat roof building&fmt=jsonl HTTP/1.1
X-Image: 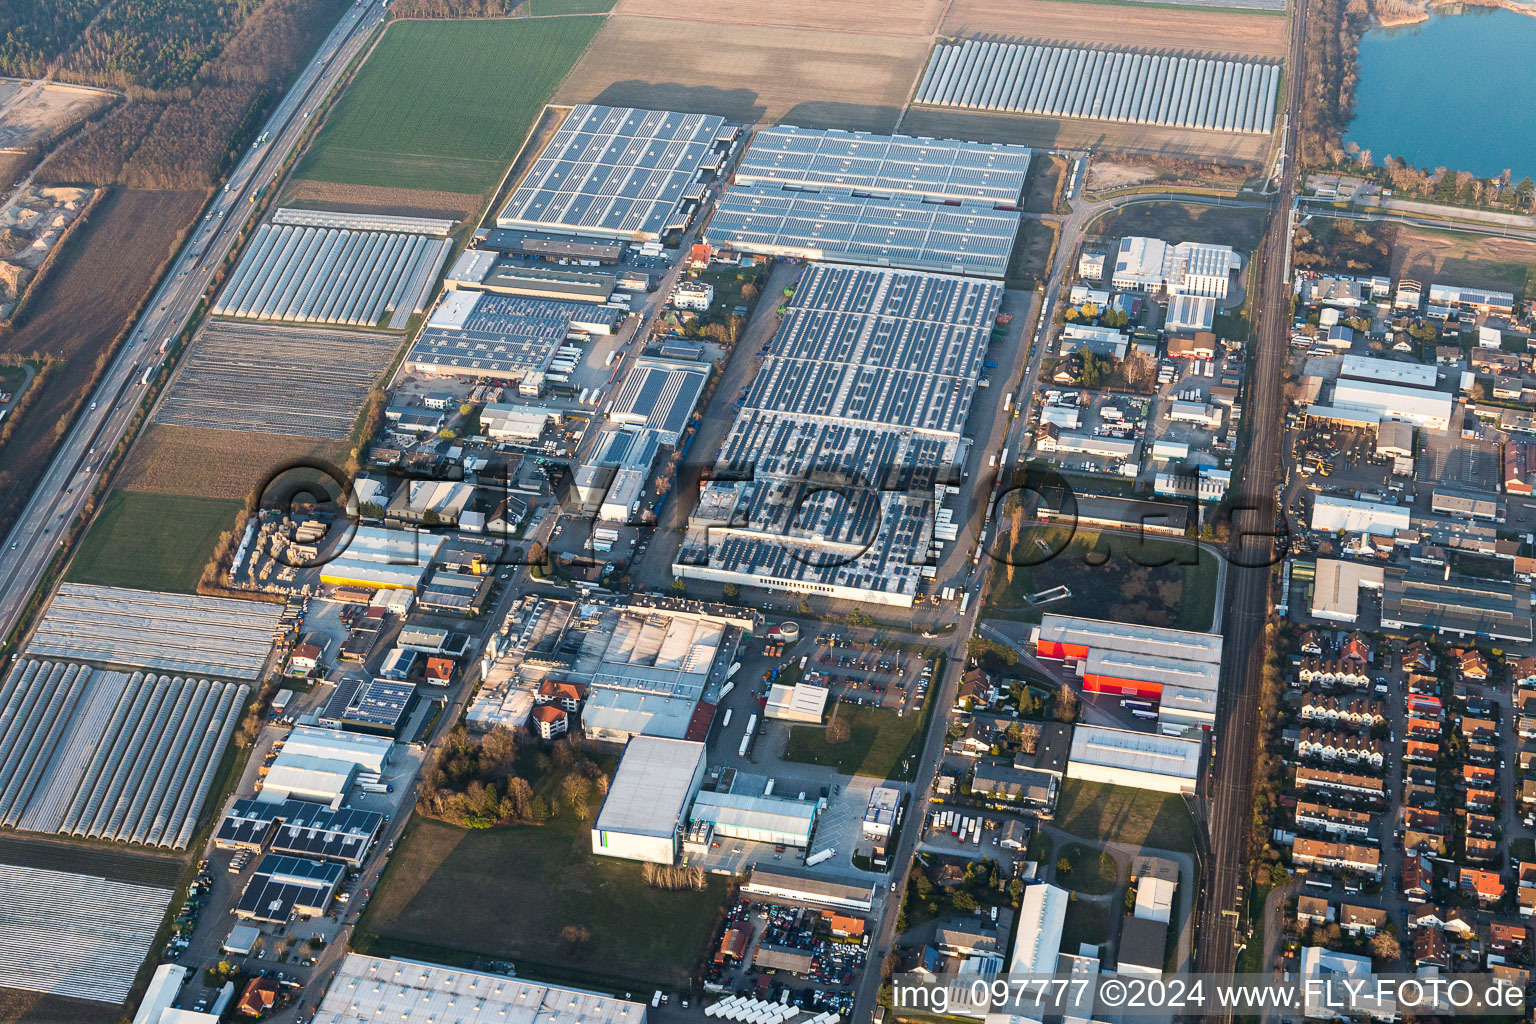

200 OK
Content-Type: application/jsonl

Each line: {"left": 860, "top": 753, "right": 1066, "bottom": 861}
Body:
{"left": 591, "top": 736, "right": 708, "bottom": 864}
{"left": 1310, "top": 559, "right": 1386, "bottom": 623}
{"left": 312, "top": 954, "right": 649, "bottom": 1024}
{"left": 690, "top": 790, "right": 817, "bottom": 848}
{"left": 319, "top": 526, "right": 445, "bottom": 591}
{"left": 1340, "top": 354, "right": 1438, "bottom": 391}
{"left": 1310, "top": 494, "right": 1411, "bottom": 538}
{"left": 742, "top": 865, "right": 876, "bottom": 912}
{"left": 405, "top": 290, "right": 623, "bottom": 383}
{"left": 764, "top": 682, "right": 830, "bottom": 723}
{"left": 1034, "top": 615, "right": 1221, "bottom": 720}
{"left": 1381, "top": 569, "right": 1533, "bottom": 643}
{"left": 497, "top": 104, "right": 734, "bottom": 241}
{"left": 1331, "top": 377, "right": 1453, "bottom": 431}
{"left": 609, "top": 360, "right": 709, "bottom": 445}
{"left": 1066, "top": 725, "right": 1202, "bottom": 794}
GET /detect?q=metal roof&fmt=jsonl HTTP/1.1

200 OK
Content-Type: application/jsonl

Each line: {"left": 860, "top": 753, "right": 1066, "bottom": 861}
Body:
{"left": 593, "top": 736, "right": 706, "bottom": 839}
{"left": 1067, "top": 724, "right": 1202, "bottom": 779}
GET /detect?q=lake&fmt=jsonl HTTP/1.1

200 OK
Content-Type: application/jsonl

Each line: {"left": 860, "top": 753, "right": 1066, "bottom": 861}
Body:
{"left": 1345, "top": 7, "right": 1536, "bottom": 179}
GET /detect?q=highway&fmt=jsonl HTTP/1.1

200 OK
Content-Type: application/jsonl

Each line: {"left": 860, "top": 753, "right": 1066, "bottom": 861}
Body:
{"left": 1191, "top": 0, "right": 1308, "bottom": 997}
{"left": 0, "top": 0, "right": 388, "bottom": 651}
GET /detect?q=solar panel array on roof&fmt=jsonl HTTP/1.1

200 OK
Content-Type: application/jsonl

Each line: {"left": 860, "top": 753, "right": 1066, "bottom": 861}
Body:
{"left": 236, "top": 855, "right": 344, "bottom": 922}
{"left": 735, "top": 126, "right": 1031, "bottom": 204}
{"left": 706, "top": 182, "right": 1020, "bottom": 278}
{"left": 497, "top": 104, "right": 734, "bottom": 241}
{"left": 675, "top": 263, "right": 1001, "bottom": 605}
{"left": 406, "top": 292, "right": 581, "bottom": 379}
{"left": 217, "top": 798, "right": 384, "bottom": 865}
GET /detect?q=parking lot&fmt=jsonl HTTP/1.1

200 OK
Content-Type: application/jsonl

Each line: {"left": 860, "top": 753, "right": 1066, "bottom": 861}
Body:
{"left": 704, "top": 897, "right": 866, "bottom": 1016}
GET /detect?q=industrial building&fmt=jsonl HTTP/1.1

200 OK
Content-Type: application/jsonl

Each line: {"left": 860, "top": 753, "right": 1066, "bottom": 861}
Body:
{"left": 1339, "top": 354, "right": 1438, "bottom": 390}
{"left": 706, "top": 183, "right": 1022, "bottom": 278}
{"left": 214, "top": 221, "right": 449, "bottom": 329}
{"left": 1165, "top": 293, "right": 1216, "bottom": 332}
{"left": 733, "top": 126, "right": 1031, "bottom": 203}
{"left": 235, "top": 854, "right": 345, "bottom": 922}
{"left": 1032, "top": 615, "right": 1220, "bottom": 729}
{"left": 26, "top": 584, "right": 281, "bottom": 681}
{"left": 609, "top": 360, "right": 709, "bottom": 445}
{"left": 1309, "top": 495, "right": 1411, "bottom": 538}
{"left": 216, "top": 799, "right": 384, "bottom": 867}
{"left": 1381, "top": 569, "right": 1533, "bottom": 643}
{"left": 590, "top": 736, "right": 707, "bottom": 864}
{"left": 1007, "top": 883, "right": 1069, "bottom": 975}
{"left": 1427, "top": 283, "right": 1515, "bottom": 314}
{"left": 1066, "top": 725, "right": 1202, "bottom": 794}
{"left": 741, "top": 865, "right": 876, "bottom": 912}
{"left": 0, "top": 661, "right": 247, "bottom": 849}
{"left": 764, "top": 682, "right": 830, "bottom": 723}
{"left": 259, "top": 726, "right": 392, "bottom": 807}
{"left": 444, "top": 248, "right": 617, "bottom": 303}
{"left": 311, "top": 954, "right": 649, "bottom": 1024}
{"left": 404, "top": 289, "right": 624, "bottom": 384}
{"left": 573, "top": 425, "right": 664, "bottom": 523}
{"left": 496, "top": 104, "right": 736, "bottom": 241}
{"left": 676, "top": 263, "right": 1002, "bottom": 606}
{"left": 915, "top": 40, "right": 1281, "bottom": 135}
{"left": 862, "top": 787, "right": 901, "bottom": 841}
{"left": 1111, "top": 237, "right": 1241, "bottom": 299}
{"left": 691, "top": 790, "right": 818, "bottom": 848}
{"left": 0, "top": 863, "right": 173, "bottom": 1004}
{"left": 318, "top": 526, "right": 445, "bottom": 591}
{"left": 318, "top": 676, "right": 418, "bottom": 736}
{"left": 1329, "top": 377, "right": 1452, "bottom": 431}
{"left": 1309, "top": 559, "right": 1386, "bottom": 624}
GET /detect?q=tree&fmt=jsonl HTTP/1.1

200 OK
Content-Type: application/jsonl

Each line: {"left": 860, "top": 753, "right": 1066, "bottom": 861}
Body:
{"left": 1517, "top": 177, "right": 1536, "bottom": 210}
{"left": 1056, "top": 857, "right": 1073, "bottom": 877}
{"left": 826, "top": 715, "right": 852, "bottom": 744}
{"left": 559, "top": 924, "right": 591, "bottom": 954}
{"left": 1369, "top": 931, "right": 1401, "bottom": 963}
{"left": 721, "top": 582, "right": 739, "bottom": 599}
{"left": 670, "top": 578, "right": 688, "bottom": 592}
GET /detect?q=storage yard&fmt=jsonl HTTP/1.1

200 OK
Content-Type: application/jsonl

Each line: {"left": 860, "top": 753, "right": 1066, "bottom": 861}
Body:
{"left": 914, "top": 41, "right": 1280, "bottom": 135}
{"left": 0, "top": 659, "right": 248, "bottom": 848}
{"left": 676, "top": 263, "right": 1002, "bottom": 605}
{"left": 0, "top": 863, "right": 172, "bottom": 1003}
{"left": 26, "top": 584, "right": 282, "bottom": 681}
{"left": 211, "top": 220, "right": 450, "bottom": 329}
{"left": 496, "top": 104, "right": 737, "bottom": 241}
{"left": 554, "top": 18, "right": 931, "bottom": 132}
{"left": 156, "top": 321, "right": 400, "bottom": 439}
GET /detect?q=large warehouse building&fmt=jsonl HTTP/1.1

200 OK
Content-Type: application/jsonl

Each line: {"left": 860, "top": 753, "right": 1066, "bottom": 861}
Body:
{"left": 1032, "top": 615, "right": 1222, "bottom": 729}
{"left": 706, "top": 126, "right": 1029, "bottom": 278}
{"left": 590, "top": 736, "right": 707, "bottom": 864}
{"left": 1066, "top": 725, "right": 1203, "bottom": 794}
{"left": 1309, "top": 495, "right": 1411, "bottom": 538}
{"left": 914, "top": 40, "right": 1281, "bottom": 135}
{"left": 403, "top": 290, "right": 624, "bottom": 384}
{"left": 675, "top": 263, "right": 1003, "bottom": 606}
{"left": 690, "top": 790, "right": 818, "bottom": 848}
{"left": 496, "top": 104, "right": 736, "bottom": 242}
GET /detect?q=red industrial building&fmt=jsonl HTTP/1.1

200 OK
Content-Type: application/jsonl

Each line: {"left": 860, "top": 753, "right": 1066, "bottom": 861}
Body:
{"left": 1032, "top": 615, "right": 1223, "bottom": 728}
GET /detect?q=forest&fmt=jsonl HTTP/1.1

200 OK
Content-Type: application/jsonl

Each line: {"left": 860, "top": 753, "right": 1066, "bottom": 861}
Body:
{"left": 35, "top": 0, "right": 350, "bottom": 190}
{"left": 0, "top": 0, "right": 106, "bottom": 79}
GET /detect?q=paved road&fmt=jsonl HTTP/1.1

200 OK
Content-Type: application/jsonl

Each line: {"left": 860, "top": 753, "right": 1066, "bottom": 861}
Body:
{"left": 1190, "top": 0, "right": 1308, "bottom": 999}
{"left": 0, "top": 0, "right": 387, "bottom": 650}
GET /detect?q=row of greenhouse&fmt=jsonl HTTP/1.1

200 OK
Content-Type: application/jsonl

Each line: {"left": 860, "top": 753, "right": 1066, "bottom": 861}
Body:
{"left": 915, "top": 40, "right": 1280, "bottom": 135}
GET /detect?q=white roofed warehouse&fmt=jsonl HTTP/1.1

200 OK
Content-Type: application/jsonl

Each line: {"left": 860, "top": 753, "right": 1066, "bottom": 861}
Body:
{"left": 1066, "top": 725, "right": 1202, "bottom": 794}
{"left": 591, "top": 736, "right": 707, "bottom": 864}
{"left": 1032, "top": 615, "right": 1221, "bottom": 729}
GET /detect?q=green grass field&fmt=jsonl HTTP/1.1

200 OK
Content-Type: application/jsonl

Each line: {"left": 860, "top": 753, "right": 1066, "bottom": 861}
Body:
{"left": 528, "top": 0, "right": 616, "bottom": 12}
{"left": 296, "top": 16, "right": 604, "bottom": 193}
{"left": 356, "top": 814, "right": 725, "bottom": 989}
{"left": 1053, "top": 780, "right": 1197, "bottom": 854}
{"left": 1058, "top": 897, "right": 1110, "bottom": 952}
{"left": 783, "top": 703, "right": 926, "bottom": 780}
{"left": 67, "top": 490, "right": 241, "bottom": 593}
{"left": 1096, "top": 202, "right": 1269, "bottom": 254}
{"left": 1059, "top": 842, "right": 1119, "bottom": 895}
{"left": 986, "top": 525, "right": 1218, "bottom": 632}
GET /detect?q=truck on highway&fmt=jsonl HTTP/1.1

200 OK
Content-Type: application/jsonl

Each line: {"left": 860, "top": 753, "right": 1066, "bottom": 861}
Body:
{"left": 141, "top": 365, "right": 157, "bottom": 386}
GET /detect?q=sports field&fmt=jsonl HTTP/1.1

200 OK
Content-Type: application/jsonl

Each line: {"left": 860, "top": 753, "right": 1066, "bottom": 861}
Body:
{"left": 67, "top": 490, "right": 242, "bottom": 593}
{"left": 295, "top": 16, "right": 604, "bottom": 194}
{"left": 357, "top": 814, "right": 726, "bottom": 989}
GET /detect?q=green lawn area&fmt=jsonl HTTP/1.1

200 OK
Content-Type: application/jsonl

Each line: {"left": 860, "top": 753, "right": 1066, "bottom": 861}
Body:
{"left": 1053, "top": 780, "right": 1197, "bottom": 854}
{"left": 1059, "top": 842, "right": 1118, "bottom": 895}
{"left": 528, "top": 0, "right": 616, "bottom": 12}
{"left": 295, "top": 16, "right": 604, "bottom": 193}
{"left": 986, "top": 525, "right": 1218, "bottom": 632}
{"left": 67, "top": 490, "right": 241, "bottom": 593}
{"left": 784, "top": 703, "right": 925, "bottom": 781}
{"left": 0, "top": 364, "right": 28, "bottom": 394}
{"left": 1058, "top": 897, "right": 1110, "bottom": 953}
{"left": 1096, "top": 202, "right": 1269, "bottom": 254}
{"left": 357, "top": 813, "right": 726, "bottom": 990}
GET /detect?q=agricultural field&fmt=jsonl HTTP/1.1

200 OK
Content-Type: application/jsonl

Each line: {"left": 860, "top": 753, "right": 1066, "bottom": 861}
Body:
{"left": 117, "top": 424, "right": 350, "bottom": 501}
{"left": 900, "top": 107, "right": 1275, "bottom": 163}
{"left": 66, "top": 490, "right": 242, "bottom": 592}
{"left": 0, "top": 187, "right": 204, "bottom": 538}
{"left": 986, "top": 526, "right": 1219, "bottom": 633}
{"left": 295, "top": 16, "right": 604, "bottom": 195}
{"left": 529, "top": 0, "right": 617, "bottom": 12}
{"left": 941, "top": 0, "right": 1288, "bottom": 58}
{"left": 280, "top": 179, "right": 484, "bottom": 223}
{"left": 357, "top": 814, "right": 727, "bottom": 990}
{"left": 611, "top": 0, "right": 945, "bottom": 36}
{"left": 555, "top": 17, "right": 930, "bottom": 131}
{"left": 1383, "top": 223, "right": 1536, "bottom": 301}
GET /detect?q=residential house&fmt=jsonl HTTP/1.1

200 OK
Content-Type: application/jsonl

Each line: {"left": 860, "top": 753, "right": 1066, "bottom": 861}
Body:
{"left": 1414, "top": 928, "right": 1450, "bottom": 970}
{"left": 1297, "top": 895, "right": 1334, "bottom": 927}
{"left": 536, "top": 679, "right": 588, "bottom": 712}
{"left": 1340, "top": 904, "right": 1389, "bottom": 937}
{"left": 1459, "top": 867, "right": 1507, "bottom": 909}
{"left": 530, "top": 704, "right": 569, "bottom": 739}
{"left": 1291, "top": 837, "right": 1381, "bottom": 877}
